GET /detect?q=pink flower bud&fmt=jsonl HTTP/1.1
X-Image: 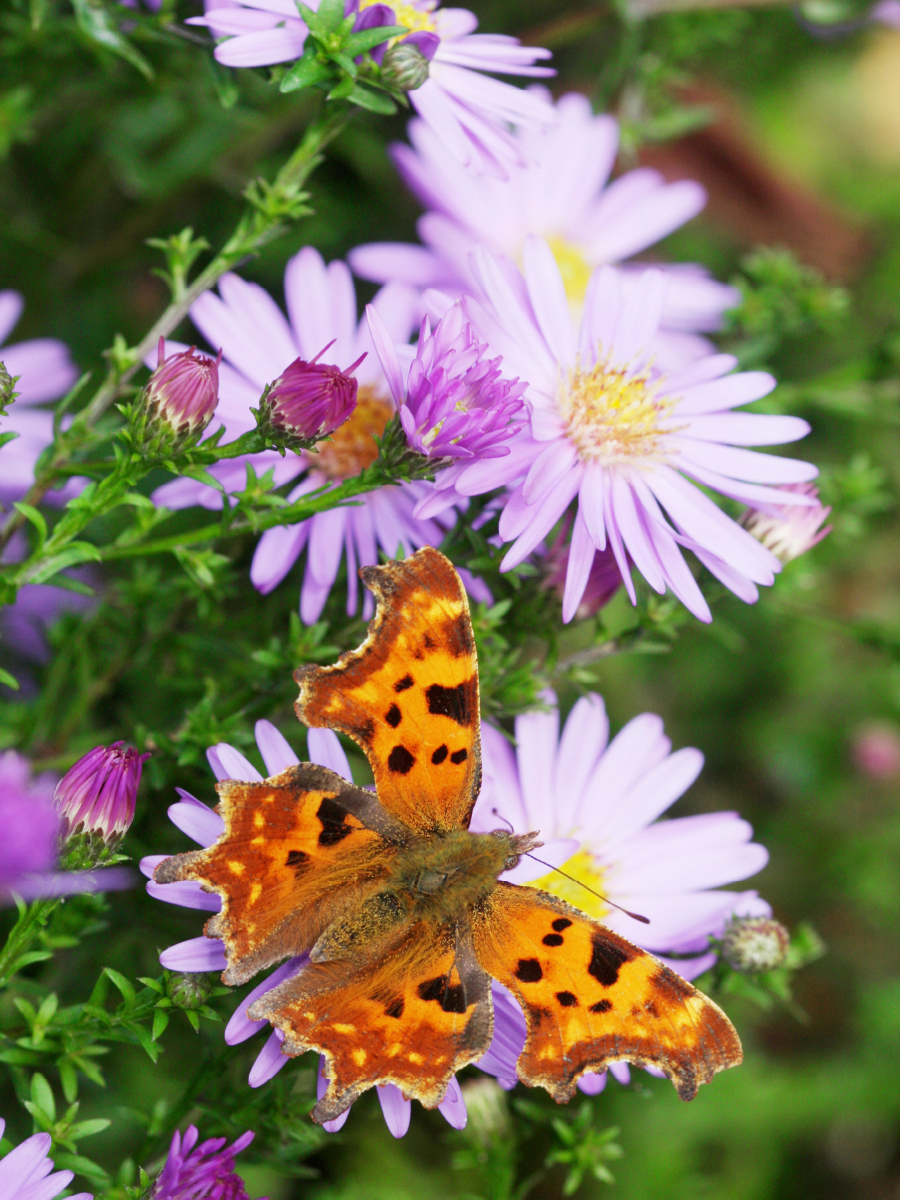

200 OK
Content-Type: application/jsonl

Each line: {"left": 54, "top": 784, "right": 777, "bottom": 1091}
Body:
{"left": 740, "top": 483, "right": 831, "bottom": 564}
{"left": 145, "top": 339, "right": 220, "bottom": 442}
{"left": 55, "top": 741, "right": 150, "bottom": 845}
{"left": 262, "top": 341, "right": 363, "bottom": 444}
{"left": 544, "top": 519, "right": 622, "bottom": 619}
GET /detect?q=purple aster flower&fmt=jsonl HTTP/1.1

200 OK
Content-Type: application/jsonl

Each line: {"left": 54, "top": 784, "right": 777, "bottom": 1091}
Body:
{"left": 349, "top": 94, "right": 739, "bottom": 361}
{"left": 260, "top": 342, "right": 364, "bottom": 443}
{"left": 872, "top": 0, "right": 900, "bottom": 24}
{"left": 142, "top": 720, "right": 468, "bottom": 1139}
{"left": 0, "top": 751, "right": 133, "bottom": 903}
{"left": 55, "top": 742, "right": 151, "bottom": 846}
{"left": 435, "top": 240, "right": 819, "bottom": 623}
{"left": 468, "top": 690, "right": 770, "bottom": 1092}
{"left": 0, "top": 1117, "right": 92, "bottom": 1200}
{"left": 740, "top": 482, "right": 832, "bottom": 563}
{"left": 188, "top": 0, "right": 555, "bottom": 176}
{"left": 366, "top": 301, "right": 526, "bottom": 460}
{"left": 151, "top": 1125, "right": 260, "bottom": 1200}
{"left": 150, "top": 247, "right": 489, "bottom": 622}
{"left": 143, "top": 340, "right": 220, "bottom": 446}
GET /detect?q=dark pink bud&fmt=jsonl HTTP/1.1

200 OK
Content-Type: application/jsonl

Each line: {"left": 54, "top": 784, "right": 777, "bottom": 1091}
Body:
{"left": 145, "top": 339, "right": 220, "bottom": 439}
{"left": 544, "top": 520, "right": 622, "bottom": 619}
{"left": 55, "top": 742, "right": 150, "bottom": 845}
{"left": 262, "top": 341, "right": 363, "bottom": 444}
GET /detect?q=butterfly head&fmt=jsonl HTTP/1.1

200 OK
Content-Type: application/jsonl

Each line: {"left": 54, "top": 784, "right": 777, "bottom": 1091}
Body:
{"left": 489, "top": 828, "right": 543, "bottom": 872}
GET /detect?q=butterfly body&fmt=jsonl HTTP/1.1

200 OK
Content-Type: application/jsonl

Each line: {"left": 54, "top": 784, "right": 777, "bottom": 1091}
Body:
{"left": 155, "top": 547, "right": 743, "bottom": 1124}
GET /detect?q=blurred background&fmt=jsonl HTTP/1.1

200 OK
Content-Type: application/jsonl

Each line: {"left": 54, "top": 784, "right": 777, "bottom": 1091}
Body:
{"left": 2, "top": 1, "right": 900, "bottom": 1197}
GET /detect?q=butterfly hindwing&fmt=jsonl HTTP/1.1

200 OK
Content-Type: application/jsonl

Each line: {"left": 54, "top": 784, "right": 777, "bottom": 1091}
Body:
{"left": 154, "top": 764, "right": 406, "bottom": 985}
{"left": 295, "top": 547, "right": 481, "bottom": 835}
{"left": 249, "top": 920, "right": 493, "bottom": 1121}
{"left": 472, "top": 882, "right": 742, "bottom": 1101}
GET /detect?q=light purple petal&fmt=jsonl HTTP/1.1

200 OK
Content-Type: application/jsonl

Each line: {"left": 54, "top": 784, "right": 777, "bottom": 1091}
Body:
{"left": 307, "top": 728, "right": 352, "bottom": 779}
{"left": 437, "top": 1077, "right": 468, "bottom": 1129}
{"left": 249, "top": 1029, "right": 291, "bottom": 1087}
{"left": 255, "top": 719, "right": 300, "bottom": 775}
{"left": 160, "top": 936, "right": 227, "bottom": 972}
{"left": 377, "top": 1085, "right": 412, "bottom": 1138}
{"left": 168, "top": 797, "right": 224, "bottom": 846}
{"left": 226, "top": 956, "right": 306, "bottom": 1044}
{"left": 209, "top": 743, "right": 263, "bottom": 782}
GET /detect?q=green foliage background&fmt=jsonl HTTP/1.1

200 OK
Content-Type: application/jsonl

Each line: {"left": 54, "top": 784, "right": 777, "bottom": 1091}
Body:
{"left": 2, "top": 0, "right": 900, "bottom": 1196}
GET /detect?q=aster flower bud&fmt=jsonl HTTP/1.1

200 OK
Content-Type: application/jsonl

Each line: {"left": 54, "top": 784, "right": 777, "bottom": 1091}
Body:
{"left": 460, "top": 1078, "right": 511, "bottom": 1148}
{"left": 544, "top": 520, "right": 622, "bottom": 619}
{"left": 168, "top": 971, "right": 213, "bottom": 1010}
{"left": 55, "top": 741, "right": 150, "bottom": 861}
{"left": 139, "top": 339, "right": 220, "bottom": 456}
{"left": 721, "top": 916, "right": 790, "bottom": 974}
{"left": 380, "top": 42, "right": 431, "bottom": 91}
{"left": 256, "top": 341, "right": 364, "bottom": 450}
{"left": 740, "top": 483, "right": 832, "bottom": 564}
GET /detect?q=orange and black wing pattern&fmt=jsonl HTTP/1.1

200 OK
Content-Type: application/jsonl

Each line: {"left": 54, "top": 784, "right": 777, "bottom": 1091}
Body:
{"left": 249, "top": 920, "right": 493, "bottom": 1122}
{"left": 472, "top": 882, "right": 742, "bottom": 1102}
{"left": 154, "top": 763, "right": 405, "bottom": 985}
{"left": 295, "top": 547, "right": 481, "bottom": 835}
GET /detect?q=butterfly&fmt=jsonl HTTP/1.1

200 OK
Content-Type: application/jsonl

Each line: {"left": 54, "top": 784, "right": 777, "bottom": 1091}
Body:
{"left": 155, "top": 546, "right": 742, "bottom": 1124}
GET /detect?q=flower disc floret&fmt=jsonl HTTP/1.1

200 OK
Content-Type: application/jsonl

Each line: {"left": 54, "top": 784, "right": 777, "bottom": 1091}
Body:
{"left": 560, "top": 355, "right": 676, "bottom": 465}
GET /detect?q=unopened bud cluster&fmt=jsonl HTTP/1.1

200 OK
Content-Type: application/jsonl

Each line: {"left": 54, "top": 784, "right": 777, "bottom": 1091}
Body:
{"left": 721, "top": 916, "right": 790, "bottom": 974}
{"left": 168, "top": 972, "right": 213, "bottom": 1011}
{"left": 55, "top": 741, "right": 149, "bottom": 866}
{"left": 255, "top": 342, "right": 363, "bottom": 451}
{"left": 135, "top": 339, "right": 220, "bottom": 457}
{"left": 380, "top": 42, "right": 431, "bottom": 91}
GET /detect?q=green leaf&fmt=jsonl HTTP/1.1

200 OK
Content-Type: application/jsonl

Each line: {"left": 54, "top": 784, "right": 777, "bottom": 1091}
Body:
{"left": 343, "top": 24, "right": 406, "bottom": 54}
{"left": 30, "top": 1073, "right": 56, "bottom": 1123}
{"left": 185, "top": 1010, "right": 201, "bottom": 1032}
{"left": 53, "top": 1151, "right": 110, "bottom": 1184}
{"left": 27, "top": 542, "right": 102, "bottom": 585}
{"left": 103, "top": 968, "right": 136, "bottom": 1010}
{"left": 0, "top": 666, "right": 19, "bottom": 691}
{"left": 343, "top": 83, "right": 397, "bottom": 114}
{"left": 314, "top": 0, "right": 345, "bottom": 31}
{"left": 70, "top": 0, "right": 154, "bottom": 79}
{"left": 59, "top": 1061, "right": 78, "bottom": 1105}
{"left": 152, "top": 1009, "right": 170, "bottom": 1041}
{"left": 0, "top": 430, "right": 19, "bottom": 450}
{"left": 69, "top": 1118, "right": 112, "bottom": 1139}
{"left": 13, "top": 501, "right": 48, "bottom": 549}
{"left": 280, "top": 50, "right": 334, "bottom": 93}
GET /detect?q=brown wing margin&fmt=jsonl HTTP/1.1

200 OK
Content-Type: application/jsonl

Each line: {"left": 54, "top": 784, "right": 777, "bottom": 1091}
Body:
{"left": 471, "top": 883, "right": 742, "bottom": 1102}
{"left": 295, "top": 547, "right": 482, "bottom": 835}
{"left": 154, "top": 763, "right": 407, "bottom": 985}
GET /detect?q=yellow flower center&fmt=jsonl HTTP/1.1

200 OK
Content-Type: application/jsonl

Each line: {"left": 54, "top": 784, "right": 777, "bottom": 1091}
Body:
{"left": 546, "top": 236, "right": 594, "bottom": 312}
{"left": 559, "top": 354, "right": 675, "bottom": 466}
{"left": 359, "top": 0, "right": 437, "bottom": 35}
{"left": 312, "top": 387, "right": 393, "bottom": 481}
{"left": 528, "top": 848, "right": 609, "bottom": 921}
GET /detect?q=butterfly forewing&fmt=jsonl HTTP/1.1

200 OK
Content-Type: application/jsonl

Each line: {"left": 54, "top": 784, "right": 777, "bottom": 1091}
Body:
{"left": 472, "top": 882, "right": 743, "bottom": 1102}
{"left": 295, "top": 547, "right": 482, "bottom": 835}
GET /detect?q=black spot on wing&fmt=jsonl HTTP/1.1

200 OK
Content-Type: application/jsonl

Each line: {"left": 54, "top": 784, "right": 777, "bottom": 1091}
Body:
{"left": 316, "top": 797, "right": 353, "bottom": 847}
{"left": 394, "top": 675, "right": 414, "bottom": 692}
{"left": 418, "top": 975, "right": 467, "bottom": 1014}
{"left": 552, "top": 918, "right": 572, "bottom": 932}
{"left": 450, "top": 749, "right": 468, "bottom": 764}
{"left": 385, "top": 704, "right": 402, "bottom": 728}
{"left": 423, "top": 632, "right": 436, "bottom": 651}
{"left": 387, "top": 745, "right": 415, "bottom": 775}
{"left": 590, "top": 999, "right": 612, "bottom": 1014}
{"left": 543, "top": 933, "right": 564, "bottom": 947}
{"left": 588, "top": 933, "right": 633, "bottom": 987}
{"left": 515, "top": 958, "right": 542, "bottom": 983}
{"left": 425, "top": 682, "right": 474, "bottom": 726}
{"left": 384, "top": 997, "right": 404, "bottom": 1019}
{"left": 556, "top": 991, "right": 578, "bottom": 1007}
{"left": 286, "top": 849, "right": 308, "bottom": 875}
{"left": 431, "top": 745, "right": 448, "bottom": 764}
{"left": 649, "top": 965, "right": 694, "bottom": 1002}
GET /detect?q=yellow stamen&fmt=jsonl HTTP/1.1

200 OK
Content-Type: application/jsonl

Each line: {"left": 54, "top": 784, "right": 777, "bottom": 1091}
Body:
{"left": 560, "top": 354, "right": 675, "bottom": 466}
{"left": 313, "top": 387, "right": 393, "bottom": 480}
{"left": 546, "top": 236, "right": 594, "bottom": 311}
{"left": 528, "top": 848, "right": 609, "bottom": 921}
{"left": 358, "top": 0, "right": 437, "bottom": 35}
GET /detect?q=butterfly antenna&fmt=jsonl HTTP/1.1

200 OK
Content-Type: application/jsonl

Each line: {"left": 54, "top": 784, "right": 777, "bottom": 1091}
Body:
{"left": 491, "top": 808, "right": 515, "bottom": 834}
{"left": 524, "top": 853, "right": 650, "bottom": 925}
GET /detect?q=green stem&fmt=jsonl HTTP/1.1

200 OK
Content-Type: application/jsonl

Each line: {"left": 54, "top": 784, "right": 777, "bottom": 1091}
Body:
{"left": 0, "top": 106, "right": 350, "bottom": 563}
{"left": 0, "top": 899, "right": 59, "bottom": 989}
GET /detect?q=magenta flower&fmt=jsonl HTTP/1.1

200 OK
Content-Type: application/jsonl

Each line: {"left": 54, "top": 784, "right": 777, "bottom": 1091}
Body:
{"left": 152, "top": 1125, "right": 260, "bottom": 1200}
{"left": 55, "top": 742, "right": 150, "bottom": 845}
{"left": 468, "top": 690, "right": 770, "bottom": 1092}
{"left": 0, "top": 1118, "right": 92, "bottom": 1200}
{"left": 142, "top": 720, "right": 468, "bottom": 1139}
{"left": 144, "top": 340, "right": 220, "bottom": 443}
{"left": 188, "top": 0, "right": 555, "bottom": 176}
{"left": 740, "top": 482, "right": 832, "bottom": 563}
{"left": 261, "top": 342, "right": 364, "bottom": 443}
{"left": 349, "top": 94, "right": 739, "bottom": 361}
{"left": 150, "top": 247, "right": 489, "bottom": 622}
{"left": 366, "top": 301, "right": 526, "bottom": 460}
{"left": 439, "top": 240, "right": 819, "bottom": 623}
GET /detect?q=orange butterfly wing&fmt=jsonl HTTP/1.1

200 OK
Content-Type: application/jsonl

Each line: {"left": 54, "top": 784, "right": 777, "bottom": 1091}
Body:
{"left": 154, "top": 764, "right": 406, "bottom": 985}
{"left": 472, "top": 883, "right": 742, "bottom": 1102}
{"left": 249, "top": 919, "right": 492, "bottom": 1122}
{"left": 295, "top": 547, "right": 481, "bottom": 835}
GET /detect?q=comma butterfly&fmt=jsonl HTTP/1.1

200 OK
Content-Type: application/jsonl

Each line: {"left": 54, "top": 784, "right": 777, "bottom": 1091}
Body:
{"left": 155, "top": 546, "right": 742, "bottom": 1124}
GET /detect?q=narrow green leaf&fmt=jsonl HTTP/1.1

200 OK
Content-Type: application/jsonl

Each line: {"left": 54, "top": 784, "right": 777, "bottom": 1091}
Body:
{"left": 0, "top": 666, "right": 20, "bottom": 691}
{"left": 0, "top": 431, "right": 19, "bottom": 450}
{"left": 30, "top": 1074, "right": 55, "bottom": 1122}
{"left": 27, "top": 542, "right": 102, "bottom": 585}
{"left": 69, "top": 1118, "right": 112, "bottom": 1139}
{"left": 344, "top": 83, "right": 397, "bottom": 113}
{"left": 151, "top": 1009, "right": 170, "bottom": 1041}
{"left": 70, "top": 0, "right": 154, "bottom": 79}
{"left": 280, "top": 50, "right": 333, "bottom": 93}
{"left": 59, "top": 1061, "right": 78, "bottom": 1105}
{"left": 103, "top": 968, "right": 136, "bottom": 1010}
{"left": 13, "top": 502, "right": 48, "bottom": 548}
{"left": 315, "top": 0, "right": 345, "bottom": 30}
{"left": 343, "top": 24, "right": 406, "bottom": 55}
